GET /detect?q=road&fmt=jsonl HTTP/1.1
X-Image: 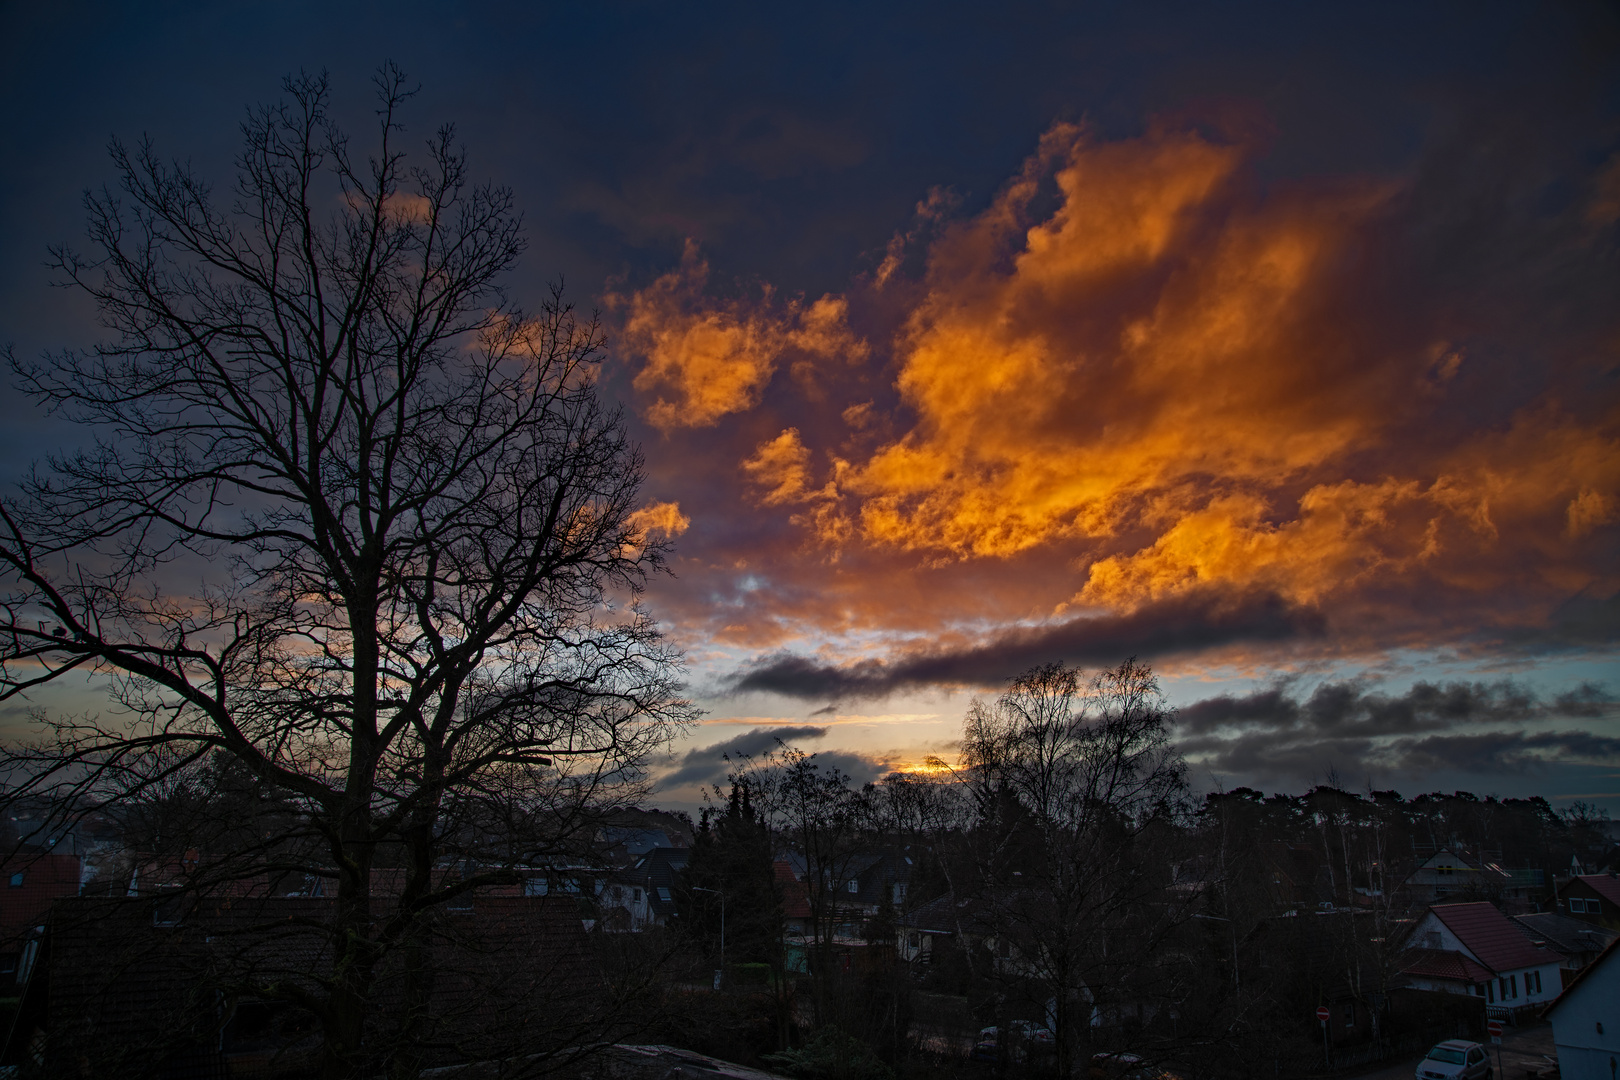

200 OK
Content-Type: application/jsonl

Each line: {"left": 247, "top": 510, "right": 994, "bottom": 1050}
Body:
{"left": 1345, "top": 1022, "right": 1560, "bottom": 1080}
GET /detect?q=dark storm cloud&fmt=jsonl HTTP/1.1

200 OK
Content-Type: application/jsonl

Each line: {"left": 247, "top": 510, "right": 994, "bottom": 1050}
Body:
{"left": 658, "top": 724, "right": 828, "bottom": 787}
{"left": 1174, "top": 678, "right": 1598, "bottom": 737}
{"left": 1176, "top": 678, "right": 1620, "bottom": 789}
{"left": 729, "top": 591, "right": 1322, "bottom": 701}
{"left": 1181, "top": 727, "right": 1620, "bottom": 787}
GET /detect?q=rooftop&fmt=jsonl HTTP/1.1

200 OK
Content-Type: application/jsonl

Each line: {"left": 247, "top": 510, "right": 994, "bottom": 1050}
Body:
{"left": 1429, "top": 902, "right": 1561, "bottom": 974}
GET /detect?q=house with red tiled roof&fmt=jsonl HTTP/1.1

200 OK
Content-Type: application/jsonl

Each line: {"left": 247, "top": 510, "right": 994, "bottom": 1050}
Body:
{"left": 1398, "top": 902, "right": 1563, "bottom": 1017}
{"left": 1557, "top": 873, "right": 1620, "bottom": 931}
{"left": 774, "top": 860, "right": 811, "bottom": 939}
{"left": 0, "top": 851, "right": 80, "bottom": 993}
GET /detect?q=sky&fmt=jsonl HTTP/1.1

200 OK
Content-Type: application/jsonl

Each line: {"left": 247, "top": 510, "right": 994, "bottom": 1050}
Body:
{"left": 2, "top": 1, "right": 1618, "bottom": 811}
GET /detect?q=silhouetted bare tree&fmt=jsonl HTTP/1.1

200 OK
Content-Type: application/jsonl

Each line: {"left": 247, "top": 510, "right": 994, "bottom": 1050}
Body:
{"left": 1, "top": 66, "right": 693, "bottom": 1078}
{"left": 959, "top": 659, "right": 1191, "bottom": 1074}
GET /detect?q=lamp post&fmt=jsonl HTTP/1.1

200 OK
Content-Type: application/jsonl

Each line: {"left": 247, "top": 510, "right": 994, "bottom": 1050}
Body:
{"left": 693, "top": 886, "right": 725, "bottom": 989}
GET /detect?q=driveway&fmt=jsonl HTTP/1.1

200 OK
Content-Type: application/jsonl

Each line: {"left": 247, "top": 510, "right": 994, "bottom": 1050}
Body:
{"left": 1344, "top": 1023, "right": 1560, "bottom": 1080}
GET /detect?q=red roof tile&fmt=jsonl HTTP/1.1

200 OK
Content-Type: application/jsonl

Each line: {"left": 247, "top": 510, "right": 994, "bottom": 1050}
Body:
{"left": 773, "top": 861, "right": 811, "bottom": 919}
{"left": 0, "top": 853, "right": 80, "bottom": 946}
{"left": 1430, "top": 902, "right": 1561, "bottom": 974}
{"left": 1399, "top": 947, "right": 1493, "bottom": 984}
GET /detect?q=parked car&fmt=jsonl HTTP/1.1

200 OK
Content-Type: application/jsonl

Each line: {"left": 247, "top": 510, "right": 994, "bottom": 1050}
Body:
{"left": 1415, "top": 1040, "right": 1492, "bottom": 1080}
{"left": 971, "top": 1022, "right": 1056, "bottom": 1063}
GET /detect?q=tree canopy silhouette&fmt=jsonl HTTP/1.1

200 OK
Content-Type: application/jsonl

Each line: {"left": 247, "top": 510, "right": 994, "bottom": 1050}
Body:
{"left": 0, "top": 65, "right": 694, "bottom": 1078}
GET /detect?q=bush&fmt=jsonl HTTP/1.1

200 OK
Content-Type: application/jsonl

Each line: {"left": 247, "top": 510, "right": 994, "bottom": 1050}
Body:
{"left": 763, "top": 1026, "right": 895, "bottom": 1080}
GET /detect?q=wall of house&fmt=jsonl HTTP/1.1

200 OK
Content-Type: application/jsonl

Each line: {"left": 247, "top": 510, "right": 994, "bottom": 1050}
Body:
{"left": 1409, "top": 911, "right": 1468, "bottom": 954}
{"left": 1549, "top": 956, "right": 1620, "bottom": 1080}
{"left": 1560, "top": 880, "right": 1619, "bottom": 931}
{"left": 1497, "top": 963, "right": 1562, "bottom": 1006}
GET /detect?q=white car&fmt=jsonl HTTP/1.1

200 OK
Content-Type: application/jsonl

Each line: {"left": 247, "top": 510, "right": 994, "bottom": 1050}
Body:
{"left": 1416, "top": 1039, "right": 1491, "bottom": 1080}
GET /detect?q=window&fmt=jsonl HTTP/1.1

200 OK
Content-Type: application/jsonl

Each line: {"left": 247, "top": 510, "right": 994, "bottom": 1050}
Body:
{"left": 7, "top": 873, "right": 21, "bottom": 888}
{"left": 656, "top": 887, "right": 671, "bottom": 903}
{"left": 524, "top": 878, "right": 548, "bottom": 896}
{"left": 847, "top": 879, "right": 858, "bottom": 894}
{"left": 1528, "top": 970, "right": 1541, "bottom": 995}
{"left": 892, "top": 883, "right": 907, "bottom": 904}
{"left": 633, "top": 888, "right": 642, "bottom": 902}
{"left": 1569, "top": 897, "right": 1587, "bottom": 913}
{"left": 908, "top": 933, "right": 920, "bottom": 948}
{"left": 153, "top": 893, "right": 184, "bottom": 926}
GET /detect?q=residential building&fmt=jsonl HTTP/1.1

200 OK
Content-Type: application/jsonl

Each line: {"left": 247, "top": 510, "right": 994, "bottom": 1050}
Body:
{"left": 1510, "top": 911, "right": 1617, "bottom": 987}
{"left": 1542, "top": 937, "right": 1620, "bottom": 1080}
{"left": 1398, "top": 902, "right": 1563, "bottom": 1019}
{"left": 1400, "top": 850, "right": 1510, "bottom": 906}
{"left": 1558, "top": 873, "right": 1620, "bottom": 931}
{"left": 0, "top": 850, "right": 81, "bottom": 993}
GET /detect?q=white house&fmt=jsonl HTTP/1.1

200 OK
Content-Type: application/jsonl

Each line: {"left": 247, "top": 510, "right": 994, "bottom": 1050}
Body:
{"left": 1399, "top": 902, "right": 1563, "bottom": 1014}
{"left": 1542, "top": 936, "right": 1620, "bottom": 1080}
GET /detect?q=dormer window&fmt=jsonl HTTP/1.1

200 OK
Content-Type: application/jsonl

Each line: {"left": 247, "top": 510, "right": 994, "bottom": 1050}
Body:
{"left": 847, "top": 880, "right": 858, "bottom": 894}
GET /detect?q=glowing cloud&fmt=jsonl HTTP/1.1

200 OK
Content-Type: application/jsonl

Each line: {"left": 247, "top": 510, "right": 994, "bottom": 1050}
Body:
{"left": 617, "top": 242, "right": 866, "bottom": 430}
{"left": 626, "top": 121, "right": 1620, "bottom": 693}
{"left": 626, "top": 500, "right": 692, "bottom": 539}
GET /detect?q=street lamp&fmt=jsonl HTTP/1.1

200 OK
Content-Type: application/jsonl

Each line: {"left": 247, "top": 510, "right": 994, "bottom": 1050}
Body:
{"left": 693, "top": 886, "right": 725, "bottom": 989}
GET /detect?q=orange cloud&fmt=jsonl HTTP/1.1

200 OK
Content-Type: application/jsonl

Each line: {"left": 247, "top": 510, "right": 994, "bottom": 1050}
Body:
{"left": 630, "top": 122, "right": 1620, "bottom": 679}
{"left": 743, "top": 429, "right": 817, "bottom": 506}
{"left": 626, "top": 500, "right": 692, "bottom": 540}
{"left": 837, "top": 124, "right": 1398, "bottom": 561}
{"left": 616, "top": 242, "right": 866, "bottom": 430}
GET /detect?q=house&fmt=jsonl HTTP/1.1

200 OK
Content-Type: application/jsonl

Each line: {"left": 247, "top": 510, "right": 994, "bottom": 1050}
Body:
{"left": 1541, "top": 936, "right": 1620, "bottom": 1080}
{"left": 1557, "top": 873, "right": 1620, "bottom": 931}
{"left": 775, "top": 860, "right": 811, "bottom": 940}
{"left": 634, "top": 847, "right": 689, "bottom": 927}
{"left": 1400, "top": 850, "right": 1510, "bottom": 906}
{"left": 596, "top": 826, "right": 681, "bottom": 868}
{"left": 1510, "top": 911, "right": 1617, "bottom": 986}
{"left": 1398, "top": 902, "right": 1563, "bottom": 1019}
{"left": 840, "top": 851, "right": 913, "bottom": 912}
{"left": 893, "top": 891, "right": 1026, "bottom": 976}
{"left": 597, "top": 871, "right": 654, "bottom": 931}
{"left": 896, "top": 893, "right": 964, "bottom": 963}
{"left": 0, "top": 850, "right": 81, "bottom": 994}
